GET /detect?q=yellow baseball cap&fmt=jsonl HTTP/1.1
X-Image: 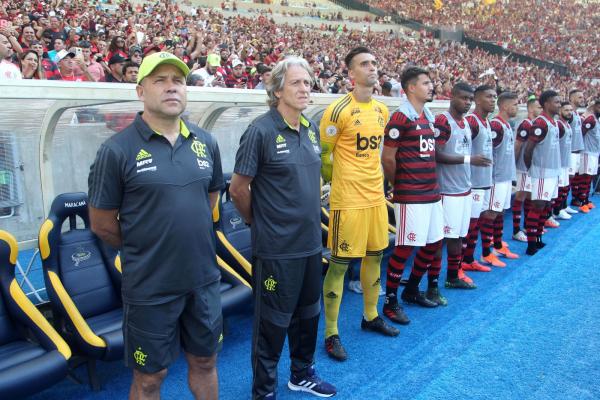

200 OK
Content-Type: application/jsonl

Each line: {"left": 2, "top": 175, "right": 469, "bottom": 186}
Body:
{"left": 137, "top": 51, "right": 190, "bottom": 84}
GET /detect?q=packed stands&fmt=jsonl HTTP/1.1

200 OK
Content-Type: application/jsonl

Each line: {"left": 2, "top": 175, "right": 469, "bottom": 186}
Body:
{"left": 364, "top": 0, "right": 600, "bottom": 80}
{"left": 1, "top": 0, "right": 597, "bottom": 102}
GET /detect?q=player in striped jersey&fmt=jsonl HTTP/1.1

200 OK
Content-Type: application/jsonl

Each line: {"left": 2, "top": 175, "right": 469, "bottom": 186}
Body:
{"left": 511, "top": 96, "right": 541, "bottom": 242}
{"left": 382, "top": 66, "right": 444, "bottom": 321}
{"left": 567, "top": 90, "right": 586, "bottom": 213}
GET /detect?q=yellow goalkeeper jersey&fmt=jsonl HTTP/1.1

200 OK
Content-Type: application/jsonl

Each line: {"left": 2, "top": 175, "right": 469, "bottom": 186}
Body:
{"left": 320, "top": 93, "right": 389, "bottom": 210}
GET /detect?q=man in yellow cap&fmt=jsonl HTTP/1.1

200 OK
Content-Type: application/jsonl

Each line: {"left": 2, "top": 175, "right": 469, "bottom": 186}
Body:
{"left": 88, "top": 52, "right": 224, "bottom": 400}
{"left": 190, "top": 53, "right": 226, "bottom": 87}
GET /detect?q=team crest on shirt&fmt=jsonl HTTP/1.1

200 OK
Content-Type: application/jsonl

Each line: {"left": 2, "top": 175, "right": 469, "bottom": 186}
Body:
{"left": 339, "top": 240, "right": 351, "bottom": 253}
{"left": 473, "top": 193, "right": 481, "bottom": 202}
{"left": 191, "top": 139, "right": 207, "bottom": 158}
{"left": 388, "top": 128, "right": 400, "bottom": 139}
{"left": 444, "top": 226, "right": 452, "bottom": 235}
{"left": 407, "top": 232, "right": 417, "bottom": 242}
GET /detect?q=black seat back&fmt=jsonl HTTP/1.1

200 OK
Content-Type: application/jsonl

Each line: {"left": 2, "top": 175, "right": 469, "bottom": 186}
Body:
{"left": 40, "top": 193, "right": 120, "bottom": 320}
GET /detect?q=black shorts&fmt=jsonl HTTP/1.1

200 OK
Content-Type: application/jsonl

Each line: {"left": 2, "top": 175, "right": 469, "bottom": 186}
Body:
{"left": 123, "top": 280, "right": 223, "bottom": 373}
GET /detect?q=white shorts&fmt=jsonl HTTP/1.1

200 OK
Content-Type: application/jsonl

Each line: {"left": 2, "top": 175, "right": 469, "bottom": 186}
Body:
{"left": 558, "top": 167, "right": 569, "bottom": 187}
{"left": 531, "top": 177, "right": 559, "bottom": 201}
{"left": 515, "top": 171, "right": 531, "bottom": 193}
{"left": 485, "top": 181, "right": 512, "bottom": 212}
{"left": 568, "top": 153, "right": 580, "bottom": 176}
{"left": 441, "top": 194, "right": 472, "bottom": 239}
{"left": 579, "top": 152, "right": 599, "bottom": 175}
{"left": 394, "top": 201, "right": 444, "bottom": 247}
{"left": 470, "top": 188, "right": 490, "bottom": 218}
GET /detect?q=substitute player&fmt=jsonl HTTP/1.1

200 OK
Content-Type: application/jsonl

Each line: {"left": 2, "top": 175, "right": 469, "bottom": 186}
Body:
{"left": 554, "top": 102, "right": 574, "bottom": 220}
{"left": 427, "top": 82, "right": 491, "bottom": 298}
{"left": 511, "top": 96, "right": 541, "bottom": 241}
{"left": 567, "top": 90, "right": 586, "bottom": 213}
{"left": 523, "top": 90, "right": 562, "bottom": 255}
{"left": 485, "top": 92, "right": 520, "bottom": 263}
{"left": 462, "top": 85, "right": 496, "bottom": 275}
{"left": 320, "top": 47, "right": 399, "bottom": 362}
{"left": 578, "top": 100, "right": 600, "bottom": 211}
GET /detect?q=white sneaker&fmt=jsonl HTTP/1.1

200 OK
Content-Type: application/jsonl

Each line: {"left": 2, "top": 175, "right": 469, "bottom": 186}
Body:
{"left": 347, "top": 280, "right": 385, "bottom": 296}
{"left": 348, "top": 280, "right": 362, "bottom": 294}
{"left": 545, "top": 215, "right": 560, "bottom": 228}
{"left": 512, "top": 230, "right": 527, "bottom": 242}
{"left": 556, "top": 209, "right": 572, "bottom": 220}
{"left": 565, "top": 206, "right": 579, "bottom": 214}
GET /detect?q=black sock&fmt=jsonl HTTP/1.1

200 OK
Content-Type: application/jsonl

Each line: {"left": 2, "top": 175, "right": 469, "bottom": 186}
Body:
{"left": 447, "top": 268, "right": 459, "bottom": 280}
{"left": 482, "top": 246, "right": 491, "bottom": 257}
{"left": 384, "top": 293, "right": 397, "bottom": 307}
{"left": 405, "top": 273, "right": 422, "bottom": 293}
{"left": 427, "top": 275, "right": 438, "bottom": 288}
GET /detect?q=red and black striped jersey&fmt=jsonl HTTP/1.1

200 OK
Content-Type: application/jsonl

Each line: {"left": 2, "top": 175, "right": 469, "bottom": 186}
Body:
{"left": 384, "top": 110, "right": 440, "bottom": 204}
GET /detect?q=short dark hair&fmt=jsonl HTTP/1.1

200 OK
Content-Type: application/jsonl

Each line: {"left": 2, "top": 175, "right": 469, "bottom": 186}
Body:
{"left": 451, "top": 81, "right": 473, "bottom": 96}
{"left": 568, "top": 89, "right": 582, "bottom": 99}
{"left": 560, "top": 101, "right": 571, "bottom": 107}
{"left": 345, "top": 47, "right": 371, "bottom": 69}
{"left": 122, "top": 61, "right": 139, "bottom": 76}
{"left": 539, "top": 90, "right": 559, "bottom": 107}
{"left": 497, "top": 91, "right": 518, "bottom": 106}
{"left": 400, "top": 66, "right": 429, "bottom": 92}
{"left": 474, "top": 84, "right": 495, "bottom": 96}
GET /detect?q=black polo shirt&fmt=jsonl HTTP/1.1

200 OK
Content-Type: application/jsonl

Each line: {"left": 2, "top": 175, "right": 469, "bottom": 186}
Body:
{"left": 234, "top": 107, "right": 322, "bottom": 259}
{"left": 88, "top": 113, "right": 224, "bottom": 305}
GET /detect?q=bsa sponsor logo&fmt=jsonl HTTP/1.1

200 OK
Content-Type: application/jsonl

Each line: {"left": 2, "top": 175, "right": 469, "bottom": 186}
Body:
{"left": 197, "top": 159, "right": 210, "bottom": 169}
{"left": 351, "top": 107, "right": 361, "bottom": 116}
{"left": 419, "top": 135, "right": 435, "bottom": 157}
{"left": 356, "top": 133, "right": 382, "bottom": 151}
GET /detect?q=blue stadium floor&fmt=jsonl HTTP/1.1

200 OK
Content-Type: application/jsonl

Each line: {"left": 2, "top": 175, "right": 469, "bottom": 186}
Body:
{"left": 25, "top": 204, "right": 600, "bottom": 400}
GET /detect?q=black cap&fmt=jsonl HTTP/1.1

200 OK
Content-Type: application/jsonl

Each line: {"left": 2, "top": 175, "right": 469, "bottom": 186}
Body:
{"left": 108, "top": 54, "right": 127, "bottom": 65}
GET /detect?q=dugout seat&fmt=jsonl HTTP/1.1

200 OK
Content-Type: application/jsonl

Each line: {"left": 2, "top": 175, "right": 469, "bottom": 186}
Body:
{"left": 0, "top": 230, "right": 71, "bottom": 398}
{"left": 215, "top": 174, "right": 330, "bottom": 279}
{"left": 39, "top": 192, "right": 122, "bottom": 389}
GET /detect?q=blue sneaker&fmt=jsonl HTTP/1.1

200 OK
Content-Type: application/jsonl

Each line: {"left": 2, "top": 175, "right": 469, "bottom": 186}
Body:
{"left": 288, "top": 366, "right": 336, "bottom": 397}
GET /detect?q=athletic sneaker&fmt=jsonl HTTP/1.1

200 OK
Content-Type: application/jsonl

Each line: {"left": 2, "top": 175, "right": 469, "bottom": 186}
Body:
{"left": 458, "top": 268, "right": 474, "bottom": 284}
{"left": 502, "top": 241, "right": 510, "bottom": 248}
{"left": 564, "top": 206, "right": 579, "bottom": 214}
{"left": 288, "top": 366, "right": 336, "bottom": 398}
{"left": 348, "top": 280, "right": 385, "bottom": 296}
{"left": 481, "top": 253, "right": 506, "bottom": 268}
{"left": 588, "top": 201, "right": 595, "bottom": 209}
{"left": 556, "top": 209, "right": 572, "bottom": 220}
{"left": 462, "top": 260, "right": 491, "bottom": 272}
{"left": 425, "top": 287, "right": 448, "bottom": 306}
{"left": 445, "top": 276, "right": 476, "bottom": 289}
{"left": 324, "top": 335, "right": 347, "bottom": 361}
{"left": 493, "top": 246, "right": 519, "bottom": 259}
{"left": 512, "top": 230, "right": 527, "bottom": 242}
{"left": 382, "top": 303, "right": 410, "bottom": 325}
{"left": 579, "top": 205, "right": 590, "bottom": 213}
{"left": 544, "top": 216, "right": 560, "bottom": 228}
{"left": 265, "top": 392, "right": 276, "bottom": 399}
{"left": 361, "top": 316, "right": 400, "bottom": 336}
{"left": 401, "top": 289, "right": 438, "bottom": 308}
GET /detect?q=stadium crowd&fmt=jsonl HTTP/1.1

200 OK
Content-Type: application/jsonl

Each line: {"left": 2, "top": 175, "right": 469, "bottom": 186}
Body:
{"left": 0, "top": 0, "right": 598, "bottom": 102}
{"left": 364, "top": 0, "right": 600, "bottom": 80}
